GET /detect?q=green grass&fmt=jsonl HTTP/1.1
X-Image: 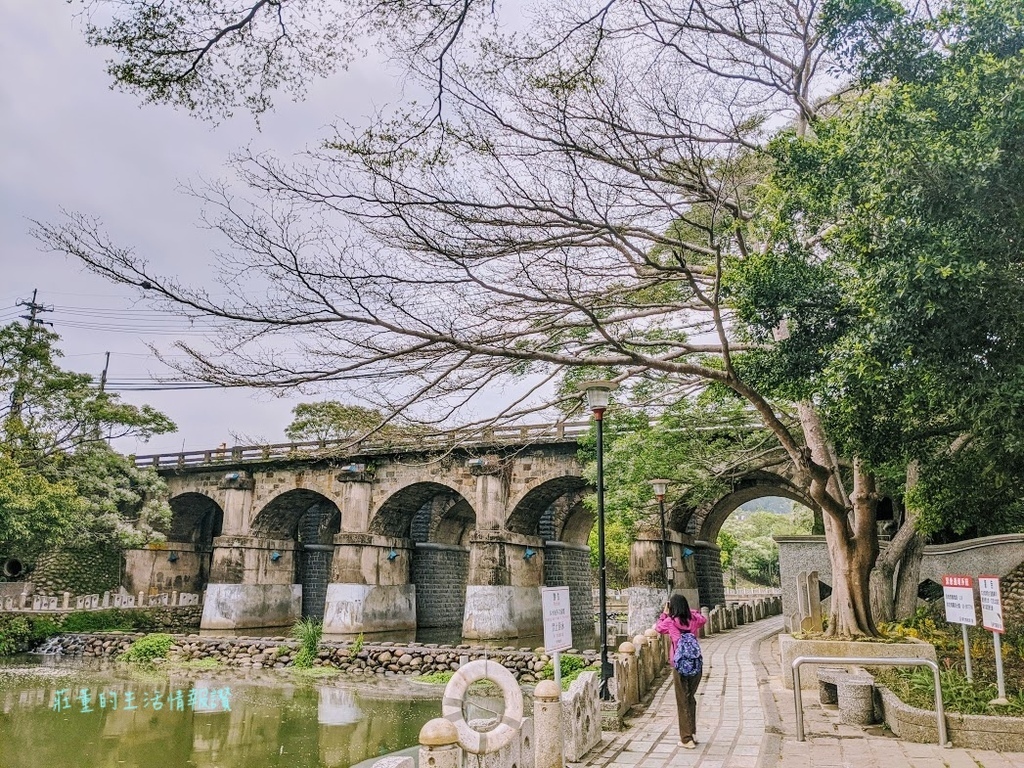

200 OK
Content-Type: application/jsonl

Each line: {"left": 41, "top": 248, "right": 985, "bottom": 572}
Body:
{"left": 291, "top": 618, "right": 323, "bottom": 669}
{"left": 119, "top": 633, "right": 174, "bottom": 664}
{"left": 872, "top": 607, "right": 1024, "bottom": 716}
{"left": 415, "top": 671, "right": 455, "bottom": 684}
{"left": 62, "top": 609, "right": 158, "bottom": 633}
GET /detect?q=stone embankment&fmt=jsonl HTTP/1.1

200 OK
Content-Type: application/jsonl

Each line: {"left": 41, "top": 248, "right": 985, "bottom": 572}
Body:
{"left": 44, "top": 633, "right": 599, "bottom": 681}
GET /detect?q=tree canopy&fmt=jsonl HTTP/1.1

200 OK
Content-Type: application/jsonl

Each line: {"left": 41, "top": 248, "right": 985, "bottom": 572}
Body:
{"left": 285, "top": 401, "right": 424, "bottom": 444}
{"left": 0, "top": 322, "right": 176, "bottom": 556}
{"left": 38, "top": 0, "right": 1024, "bottom": 633}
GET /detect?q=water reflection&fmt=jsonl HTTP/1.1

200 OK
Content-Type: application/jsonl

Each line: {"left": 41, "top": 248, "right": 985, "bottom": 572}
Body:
{"left": 0, "top": 658, "right": 459, "bottom": 768}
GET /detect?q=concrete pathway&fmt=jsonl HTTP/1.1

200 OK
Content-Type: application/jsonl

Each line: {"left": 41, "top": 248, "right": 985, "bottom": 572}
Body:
{"left": 574, "top": 614, "right": 1024, "bottom": 768}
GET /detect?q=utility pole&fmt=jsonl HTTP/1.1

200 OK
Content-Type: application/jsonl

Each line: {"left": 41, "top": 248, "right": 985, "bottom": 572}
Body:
{"left": 98, "top": 351, "right": 111, "bottom": 393}
{"left": 8, "top": 289, "right": 53, "bottom": 423}
{"left": 94, "top": 351, "right": 112, "bottom": 442}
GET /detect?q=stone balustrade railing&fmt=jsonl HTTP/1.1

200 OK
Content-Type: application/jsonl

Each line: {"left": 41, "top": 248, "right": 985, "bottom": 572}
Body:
{"left": 135, "top": 421, "right": 591, "bottom": 470}
{"left": 371, "top": 662, "right": 603, "bottom": 768}
{"left": 0, "top": 589, "right": 202, "bottom": 613}
{"left": 723, "top": 587, "right": 782, "bottom": 598}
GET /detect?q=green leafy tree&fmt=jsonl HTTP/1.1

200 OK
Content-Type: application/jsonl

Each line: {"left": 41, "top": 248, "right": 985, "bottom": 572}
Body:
{"left": 285, "top": 401, "right": 422, "bottom": 443}
{"left": 0, "top": 322, "right": 176, "bottom": 555}
{"left": 719, "top": 510, "right": 813, "bottom": 586}
{"left": 40, "top": 0, "right": 1024, "bottom": 635}
{"left": 0, "top": 454, "right": 83, "bottom": 558}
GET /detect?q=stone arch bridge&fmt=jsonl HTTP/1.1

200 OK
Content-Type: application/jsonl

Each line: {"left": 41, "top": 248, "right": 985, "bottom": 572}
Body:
{"left": 132, "top": 423, "right": 807, "bottom": 642}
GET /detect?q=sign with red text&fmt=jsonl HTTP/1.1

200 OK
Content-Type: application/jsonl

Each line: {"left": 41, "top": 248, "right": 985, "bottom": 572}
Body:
{"left": 541, "top": 586, "right": 572, "bottom": 652}
{"left": 979, "top": 576, "right": 1004, "bottom": 633}
{"left": 942, "top": 575, "right": 976, "bottom": 626}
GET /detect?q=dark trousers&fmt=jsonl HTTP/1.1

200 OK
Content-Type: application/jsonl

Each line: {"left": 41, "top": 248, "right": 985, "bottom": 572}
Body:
{"left": 672, "top": 669, "right": 700, "bottom": 742}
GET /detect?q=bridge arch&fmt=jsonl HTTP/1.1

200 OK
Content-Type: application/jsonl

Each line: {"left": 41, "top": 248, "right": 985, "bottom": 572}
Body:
{"left": 506, "top": 475, "right": 589, "bottom": 538}
{"left": 251, "top": 489, "right": 342, "bottom": 620}
{"left": 369, "top": 481, "right": 469, "bottom": 538}
{"left": 681, "top": 471, "right": 819, "bottom": 608}
{"left": 697, "top": 473, "right": 816, "bottom": 543}
{"left": 507, "top": 475, "right": 594, "bottom": 647}
{"left": 124, "top": 492, "right": 225, "bottom": 596}
{"left": 168, "top": 492, "right": 224, "bottom": 545}
{"left": 371, "top": 481, "right": 477, "bottom": 633}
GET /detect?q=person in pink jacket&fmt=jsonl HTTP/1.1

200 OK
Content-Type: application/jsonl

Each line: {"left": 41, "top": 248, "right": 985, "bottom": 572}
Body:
{"left": 654, "top": 594, "right": 707, "bottom": 749}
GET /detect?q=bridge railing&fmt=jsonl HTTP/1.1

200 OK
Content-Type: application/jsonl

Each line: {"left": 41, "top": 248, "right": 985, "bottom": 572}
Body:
{"left": 134, "top": 421, "right": 592, "bottom": 470}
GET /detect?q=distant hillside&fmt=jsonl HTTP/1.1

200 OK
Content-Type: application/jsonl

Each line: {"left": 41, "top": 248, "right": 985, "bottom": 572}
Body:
{"left": 736, "top": 497, "right": 800, "bottom": 516}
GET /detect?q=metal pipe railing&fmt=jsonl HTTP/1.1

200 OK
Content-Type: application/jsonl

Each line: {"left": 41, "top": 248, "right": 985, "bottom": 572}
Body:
{"left": 791, "top": 655, "right": 950, "bottom": 748}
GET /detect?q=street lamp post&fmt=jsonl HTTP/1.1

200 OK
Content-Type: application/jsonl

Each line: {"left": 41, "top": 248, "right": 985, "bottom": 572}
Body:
{"left": 581, "top": 379, "right": 618, "bottom": 700}
{"left": 650, "top": 479, "right": 671, "bottom": 594}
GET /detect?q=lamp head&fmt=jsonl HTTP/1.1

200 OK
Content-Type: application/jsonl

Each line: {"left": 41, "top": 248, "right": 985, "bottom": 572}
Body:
{"left": 649, "top": 478, "right": 670, "bottom": 499}
{"left": 523, "top": 547, "right": 537, "bottom": 560}
{"left": 578, "top": 380, "right": 618, "bottom": 413}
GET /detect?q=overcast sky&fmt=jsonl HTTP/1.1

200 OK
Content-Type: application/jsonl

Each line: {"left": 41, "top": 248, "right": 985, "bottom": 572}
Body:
{"left": 0, "top": 1, "right": 414, "bottom": 455}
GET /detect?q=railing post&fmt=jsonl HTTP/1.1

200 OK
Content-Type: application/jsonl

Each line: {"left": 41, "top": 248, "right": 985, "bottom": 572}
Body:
{"left": 419, "top": 719, "right": 463, "bottom": 768}
{"left": 534, "top": 680, "right": 564, "bottom": 768}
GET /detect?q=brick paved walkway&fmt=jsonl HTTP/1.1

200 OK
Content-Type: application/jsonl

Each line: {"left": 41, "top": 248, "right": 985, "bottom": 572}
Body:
{"left": 576, "top": 616, "right": 768, "bottom": 768}
{"left": 575, "top": 614, "right": 1024, "bottom": 768}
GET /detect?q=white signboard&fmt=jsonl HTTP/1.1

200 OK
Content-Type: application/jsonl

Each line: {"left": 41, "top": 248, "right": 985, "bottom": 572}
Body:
{"left": 942, "top": 575, "right": 976, "bottom": 626}
{"left": 979, "top": 576, "right": 1004, "bottom": 633}
{"left": 541, "top": 586, "right": 572, "bottom": 652}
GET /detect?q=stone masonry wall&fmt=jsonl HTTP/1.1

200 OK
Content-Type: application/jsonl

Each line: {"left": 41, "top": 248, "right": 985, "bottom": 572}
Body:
{"left": 300, "top": 547, "right": 334, "bottom": 620}
{"left": 1000, "top": 559, "right": 1024, "bottom": 625}
{"left": 45, "top": 632, "right": 598, "bottom": 682}
{"left": 32, "top": 548, "right": 122, "bottom": 597}
{"left": 694, "top": 546, "right": 725, "bottom": 608}
{"left": 412, "top": 544, "right": 469, "bottom": 628}
{"left": 544, "top": 543, "right": 594, "bottom": 649}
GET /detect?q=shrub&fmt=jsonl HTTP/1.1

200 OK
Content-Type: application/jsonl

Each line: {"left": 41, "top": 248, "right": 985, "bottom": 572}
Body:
{"left": 539, "top": 654, "right": 590, "bottom": 689}
{"left": 291, "top": 618, "right": 323, "bottom": 669}
{"left": 62, "top": 609, "right": 159, "bottom": 633}
{"left": 120, "top": 633, "right": 174, "bottom": 664}
{"left": 0, "top": 615, "right": 62, "bottom": 655}
{"left": 350, "top": 632, "right": 364, "bottom": 655}
{"left": 0, "top": 616, "right": 32, "bottom": 655}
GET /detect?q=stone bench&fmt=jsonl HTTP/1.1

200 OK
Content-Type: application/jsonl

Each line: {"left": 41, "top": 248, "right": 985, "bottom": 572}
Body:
{"left": 817, "top": 666, "right": 876, "bottom": 726}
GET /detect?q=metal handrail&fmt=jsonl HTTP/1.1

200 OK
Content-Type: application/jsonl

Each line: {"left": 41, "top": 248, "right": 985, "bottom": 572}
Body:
{"left": 791, "top": 655, "right": 950, "bottom": 748}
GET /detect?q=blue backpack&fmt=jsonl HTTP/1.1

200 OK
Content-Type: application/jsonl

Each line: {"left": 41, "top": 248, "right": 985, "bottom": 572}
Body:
{"left": 672, "top": 630, "right": 703, "bottom": 677}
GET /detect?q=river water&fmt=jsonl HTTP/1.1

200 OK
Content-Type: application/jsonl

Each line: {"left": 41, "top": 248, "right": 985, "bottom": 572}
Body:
{"left": 0, "top": 656, "right": 505, "bottom": 768}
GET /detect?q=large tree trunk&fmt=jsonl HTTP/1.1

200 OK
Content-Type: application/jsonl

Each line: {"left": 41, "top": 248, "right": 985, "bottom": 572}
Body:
{"left": 799, "top": 405, "right": 879, "bottom": 637}
{"left": 825, "top": 517, "right": 879, "bottom": 636}
{"left": 869, "top": 460, "right": 924, "bottom": 624}
{"left": 869, "top": 524, "right": 924, "bottom": 624}
{"left": 893, "top": 532, "right": 925, "bottom": 619}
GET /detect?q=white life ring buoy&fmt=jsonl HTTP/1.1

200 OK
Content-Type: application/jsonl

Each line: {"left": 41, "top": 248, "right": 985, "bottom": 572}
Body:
{"left": 441, "top": 658, "right": 524, "bottom": 755}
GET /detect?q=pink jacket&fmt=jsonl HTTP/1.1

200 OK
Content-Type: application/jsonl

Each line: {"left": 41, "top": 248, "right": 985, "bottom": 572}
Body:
{"left": 655, "top": 610, "right": 707, "bottom": 659}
